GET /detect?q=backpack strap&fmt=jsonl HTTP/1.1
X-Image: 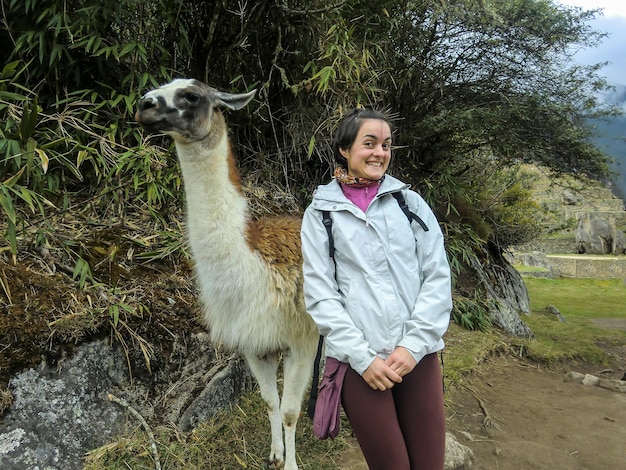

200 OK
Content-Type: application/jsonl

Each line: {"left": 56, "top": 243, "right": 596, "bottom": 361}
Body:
{"left": 309, "top": 211, "right": 333, "bottom": 419}
{"left": 321, "top": 210, "right": 335, "bottom": 258}
{"left": 391, "top": 191, "right": 429, "bottom": 232}
{"left": 307, "top": 334, "right": 325, "bottom": 419}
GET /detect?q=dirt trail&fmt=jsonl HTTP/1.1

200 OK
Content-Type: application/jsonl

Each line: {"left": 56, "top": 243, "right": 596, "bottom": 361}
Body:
{"left": 339, "top": 352, "right": 626, "bottom": 469}
{"left": 448, "top": 356, "right": 625, "bottom": 469}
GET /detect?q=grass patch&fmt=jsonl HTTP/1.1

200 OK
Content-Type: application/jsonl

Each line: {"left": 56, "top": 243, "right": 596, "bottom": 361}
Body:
{"left": 523, "top": 277, "right": 626, "bottom": 319}
{"left": 442, "top": 323, "right": 506, "bottom": 386}
{"left": 507, "top": 277, "right": 626, "bottom": 366}
{"left": 85, "top": 391, "right": 349, "bottom": 470}
{"left": 513, "top": 264, "right": 550, "bottom": 273}
{"left": 510, "top": 314, "right": 626, "bottom": 365}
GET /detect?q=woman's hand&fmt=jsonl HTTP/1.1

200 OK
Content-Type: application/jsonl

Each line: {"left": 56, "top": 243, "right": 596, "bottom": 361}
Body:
{"left": 362, "top": 357, "right": 403, "bottom": 391}
{"left": 385, "top": 346, "right": 417, "bottom": 378}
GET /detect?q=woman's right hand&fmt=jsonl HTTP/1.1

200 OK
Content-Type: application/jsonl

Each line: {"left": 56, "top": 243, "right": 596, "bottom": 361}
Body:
{"left": 362, "top": 357, "right": 403, "bottom": 391}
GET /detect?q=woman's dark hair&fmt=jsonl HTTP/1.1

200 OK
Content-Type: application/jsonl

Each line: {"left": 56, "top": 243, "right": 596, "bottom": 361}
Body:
{"left": 332, "top": 108, "right": 394, "bottom": 164}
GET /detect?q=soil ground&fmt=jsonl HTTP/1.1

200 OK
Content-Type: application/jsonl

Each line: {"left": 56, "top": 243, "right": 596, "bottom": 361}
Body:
{"left": 338, "top": 325, "right": 626, "bottom": 469}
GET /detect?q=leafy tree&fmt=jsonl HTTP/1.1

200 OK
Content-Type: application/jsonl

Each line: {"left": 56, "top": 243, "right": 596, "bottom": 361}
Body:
{"left": 1, "top": 0, "right": 620, "bottom": 327}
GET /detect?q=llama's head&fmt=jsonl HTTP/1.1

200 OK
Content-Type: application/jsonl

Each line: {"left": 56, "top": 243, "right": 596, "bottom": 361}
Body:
{"left": 135, "top": 79, "right": 255, "bottom": 143}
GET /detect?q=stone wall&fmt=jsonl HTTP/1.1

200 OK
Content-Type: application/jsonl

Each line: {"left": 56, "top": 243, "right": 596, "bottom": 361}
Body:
{"left": 546, "top": 254, "right": 626, "bottom": 279}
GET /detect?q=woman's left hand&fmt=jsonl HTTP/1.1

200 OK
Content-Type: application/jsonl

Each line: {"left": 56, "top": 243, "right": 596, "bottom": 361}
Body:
{"left": 385, "top": 346, "right": 417, "bottom": 377}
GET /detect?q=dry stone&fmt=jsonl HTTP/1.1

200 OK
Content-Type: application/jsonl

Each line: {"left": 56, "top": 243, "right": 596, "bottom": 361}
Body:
{"left": 445, "top": 432, "right": 476, "bottom": 470}
{"left": 581, "top": 373, "right": 600, "bottom": 386}
{"left": 0, "top": 335, "right": 251, "bottom": 470}
{"left": 576, "top": 212, "right": 625, "bottom": 255}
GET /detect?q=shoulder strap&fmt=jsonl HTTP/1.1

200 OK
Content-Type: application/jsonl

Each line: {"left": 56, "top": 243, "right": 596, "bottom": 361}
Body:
{"left": 391, "top": 191, "right": 429, "bottom": 232}
{"left": 321, "top": 210, "right": 335, "bottom": 258}
{"left": 309, "top": 211, "right": 334, "bottom": 419}
{"left": 307, "top": 334, "right": 325, "bottom": 420}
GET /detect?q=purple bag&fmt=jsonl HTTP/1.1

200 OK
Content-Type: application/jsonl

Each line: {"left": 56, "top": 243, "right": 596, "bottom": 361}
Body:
{"left": 313, "top": 357, "right": 349, "bottom": 439}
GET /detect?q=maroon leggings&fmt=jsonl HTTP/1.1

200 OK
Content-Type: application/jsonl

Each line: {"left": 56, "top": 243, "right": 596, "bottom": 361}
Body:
{"left": 341, "top": 352, "right": 446, "bottom": 470}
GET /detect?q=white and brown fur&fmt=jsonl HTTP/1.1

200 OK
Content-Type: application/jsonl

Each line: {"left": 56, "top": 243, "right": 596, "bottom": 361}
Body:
{"left": 135, "top": 79, "right": 318, "bottom": 470}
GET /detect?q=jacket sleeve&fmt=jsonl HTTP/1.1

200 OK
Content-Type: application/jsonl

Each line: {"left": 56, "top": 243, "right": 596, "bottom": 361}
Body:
{"left": 397, "top": 191, "right": 452, "bottom": 363}
{"left": 301, "top": 206, "right": 378, "bottom": 374}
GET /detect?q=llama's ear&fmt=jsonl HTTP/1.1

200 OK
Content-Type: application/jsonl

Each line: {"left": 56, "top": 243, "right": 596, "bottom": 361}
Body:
{"left": 212, "top": 89, "right": 256, "bottom": 110}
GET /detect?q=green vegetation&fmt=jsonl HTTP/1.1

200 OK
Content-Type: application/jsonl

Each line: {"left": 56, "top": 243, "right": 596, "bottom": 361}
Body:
{"left": 1, "top": 0, "right": 619, "bottom": 283}
{"left": 85, "top": 391, "right": 350, "bottom": 470}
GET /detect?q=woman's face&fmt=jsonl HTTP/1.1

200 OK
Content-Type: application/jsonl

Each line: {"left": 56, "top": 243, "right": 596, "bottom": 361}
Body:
{"left": 339, "top": 118, "right": 392, "bottom": 180}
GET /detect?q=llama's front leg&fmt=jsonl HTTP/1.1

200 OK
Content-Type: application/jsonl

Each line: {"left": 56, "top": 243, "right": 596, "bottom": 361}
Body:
{"left": 281, "top": 344, "right": 317, "bottom": 470}
{"left": 244, "top": 352, "right": 284, "bottom": 468}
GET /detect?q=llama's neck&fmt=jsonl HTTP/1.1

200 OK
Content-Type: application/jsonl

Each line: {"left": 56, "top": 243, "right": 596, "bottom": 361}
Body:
{"left": 175, "top": 126, "right": 249, "bottom": 259}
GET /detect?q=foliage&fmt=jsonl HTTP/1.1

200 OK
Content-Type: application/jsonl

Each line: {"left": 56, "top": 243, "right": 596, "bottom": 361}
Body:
{"left": 508, "top": 276, "right": 626, "bottom": 364}
{"left": 451, "top": 290, "right": 492, "bottom": 331}
{"left": 513, "top": 313, "right": 625, "bottom": 364}
{"left": 1, "top": 0, "right": 621, "bottom": 327}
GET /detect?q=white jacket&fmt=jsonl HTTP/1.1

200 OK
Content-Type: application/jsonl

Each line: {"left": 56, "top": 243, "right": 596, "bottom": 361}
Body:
{"left": 301, "top": 174, "right": 452, "bottom": 375}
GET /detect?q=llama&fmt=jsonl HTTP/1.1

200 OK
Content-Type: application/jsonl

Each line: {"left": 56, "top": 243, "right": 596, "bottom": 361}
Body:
{"left": 135, "top": 79, "right": 319, "bottom": 469}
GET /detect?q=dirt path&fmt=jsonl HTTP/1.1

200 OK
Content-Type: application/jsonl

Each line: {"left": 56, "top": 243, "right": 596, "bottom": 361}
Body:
{"left": 448, "top": 356, "right": 625, "bottom": 469}
{"left": 339, "top": 355, "right": 626, "bottom": 469}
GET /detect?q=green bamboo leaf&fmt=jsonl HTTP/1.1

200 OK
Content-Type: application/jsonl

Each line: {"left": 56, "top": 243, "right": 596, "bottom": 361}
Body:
{"left": 0, "top": 60, "right": 20, "bottom": 79}
{"left": 120, "top": 43, "right": 135, "bottom": 57}
{"left": 5, "top": 220, "right": 17, "bottom": 255}
{"left": 34, "top": 148, "right": 49, "bottom": 173}
{"left": 2, "top": 166, "right": 26, "bottom": 187}
{"left": 0, "top": 91, "right": 27, "bottom": 101}
{"left": 110, "top": 304, "right": 120, "bottom": 327}
{"left": 0, "top": 187, "right": 17, "bottom": 224}
{"left": 307, "top": 135, "right": 315, "bottom": 158}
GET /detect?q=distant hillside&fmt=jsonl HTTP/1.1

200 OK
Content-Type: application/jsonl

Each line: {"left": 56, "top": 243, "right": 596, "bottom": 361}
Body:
{"left": 591, "top": 116, "right": 626, "bottom": 199}
{"left": 592, "top": 86, "right": 626, "bottom": 199}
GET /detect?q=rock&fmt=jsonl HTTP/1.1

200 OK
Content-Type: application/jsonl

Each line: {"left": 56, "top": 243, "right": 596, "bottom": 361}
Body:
{"left": 0, "top": 340, "right": 130, "bottom": 470}
{"left": 543, "top": 305, "right": 566, "bottom": 322}
{"left": 576, "top": 212, "right": 623, "bottom": 255}
{"left": 563, "top": 371, "right": 585, "bottom": 382}
{"left": 0, "top": 335, "right": 251, "bottom": 470}
{"left": 445, "top": 432, "right": 476, "bottom": 470}
{"left": 562, "top": 190, "right": 581, "bottom": 205}
{"left": 613, "top": 230, "right": 626, "bottom": 255}
{"left": 469, "top": 251, "right": 534, "bottom": 338}
{"left": 597, "top": 378, "right": 626, "bottom": 393}
{"left": 581, "top": 374, "right": 600, "bottom": 386}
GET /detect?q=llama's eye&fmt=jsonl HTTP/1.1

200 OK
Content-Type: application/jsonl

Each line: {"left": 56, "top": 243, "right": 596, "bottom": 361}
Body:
{"left": 182, "top": 92, "right": 200, "bottom": 104}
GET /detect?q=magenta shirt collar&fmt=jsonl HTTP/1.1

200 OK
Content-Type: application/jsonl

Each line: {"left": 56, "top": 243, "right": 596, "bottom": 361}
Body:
{"left": 340, "top": 182, "right": 380, "bottom": 213}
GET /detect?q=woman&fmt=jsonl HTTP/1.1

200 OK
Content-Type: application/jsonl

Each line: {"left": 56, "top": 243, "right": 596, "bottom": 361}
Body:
{"left": 301, "top": 108, "right": 452, "bottom": 469}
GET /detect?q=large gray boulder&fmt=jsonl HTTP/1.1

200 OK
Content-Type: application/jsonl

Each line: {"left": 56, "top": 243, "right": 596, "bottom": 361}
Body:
{"left": 576, "top": 212, "right": 626, "bottom": 255}
{"left": 0, "top": 335, "right": 250, "bottom": 469}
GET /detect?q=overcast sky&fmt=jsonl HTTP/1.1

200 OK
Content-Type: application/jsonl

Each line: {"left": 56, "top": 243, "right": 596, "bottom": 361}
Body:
{"left": 556, "top": 0, "right": 626, "bottom": 86}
